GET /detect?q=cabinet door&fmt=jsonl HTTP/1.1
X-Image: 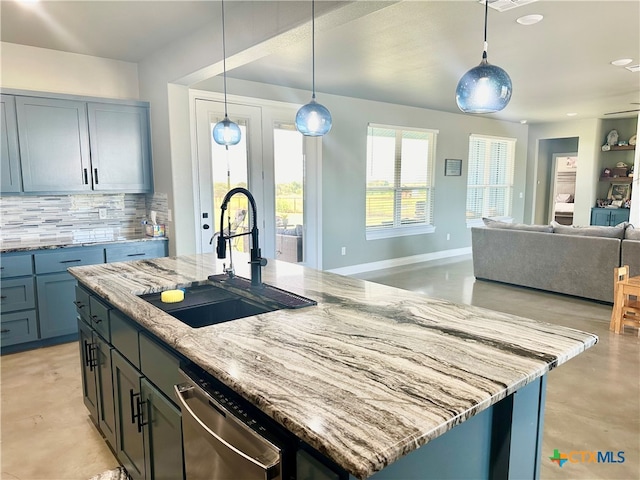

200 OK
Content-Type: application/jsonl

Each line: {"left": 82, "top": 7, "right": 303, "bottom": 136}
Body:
{"left": 609, "top": 208, "right": 630, "bottom": 226}
{"left": 95, "top": 334, "right": 117, "bottom": 451}
{"left": 1, "top": 310, "right": 38, "bottom": 347}
{"left": 141, "top": 378, "right": 185, "bottom": 480}
{"left": 87, "top": 103, "right": 152, "bottom": 193}
{"left": 112, "top": 350, "right": 146, "bottom": 480}
{"left": 16, "top": 96, "right": 91, "bottom": 192}
{"left": 78, "top": 318, "right": 99, "bottom": 421}
{"left": 36, "top": 272, "right": 79, "bottom": 339}
{"left": 1, "top": 94, "right": 22, "bottom": 193}
{"left": 590, "top": 208, "right": 611, "bottom": 226}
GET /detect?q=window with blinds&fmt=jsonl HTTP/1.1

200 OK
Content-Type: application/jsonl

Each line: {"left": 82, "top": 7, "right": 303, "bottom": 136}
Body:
{"left": 366, "top": 125, "right": 437, "bottom": 239}
{"left": 466, "top": 134, "right": 516, "bottom": 225}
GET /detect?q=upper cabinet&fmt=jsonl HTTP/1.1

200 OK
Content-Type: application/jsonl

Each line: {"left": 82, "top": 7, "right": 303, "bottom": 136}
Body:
{"left": 0, "top": 95, "right": 22, "bottom": 193}
{"left": 16, "top": 96, "right": 92, "bottom": 193}
{"left": 87, "top": 103, "right": 152, "bottom": 193}
{"left": 1, "top": 91, "right": 153, "bottom": 195}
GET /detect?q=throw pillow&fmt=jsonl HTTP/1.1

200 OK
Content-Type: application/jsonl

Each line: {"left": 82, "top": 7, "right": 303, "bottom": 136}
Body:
{"left": 625, "top": 226, "right": 640, "bottom": 240}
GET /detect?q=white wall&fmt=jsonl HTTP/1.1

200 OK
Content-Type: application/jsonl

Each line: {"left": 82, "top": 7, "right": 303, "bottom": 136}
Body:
{"left": 0, "top": 42, "right": 139, "bottom": 99}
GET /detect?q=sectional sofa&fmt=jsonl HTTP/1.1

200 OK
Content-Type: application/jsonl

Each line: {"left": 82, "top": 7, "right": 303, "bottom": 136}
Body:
{"left": 471, "top": 219, "right": 639, "bottom": 303}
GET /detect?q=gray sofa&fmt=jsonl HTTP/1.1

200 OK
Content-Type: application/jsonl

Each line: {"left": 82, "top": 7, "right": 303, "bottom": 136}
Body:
{"left": 471, "top": 219, "right": 639, "bottom": 303}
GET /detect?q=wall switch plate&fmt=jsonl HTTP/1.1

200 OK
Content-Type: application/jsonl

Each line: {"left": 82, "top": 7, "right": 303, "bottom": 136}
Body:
{"left": 99, "top": 208, "right": 107, "bottom": 219}
{"left": 341, "top": 247, "right": 346, "bottom": 256}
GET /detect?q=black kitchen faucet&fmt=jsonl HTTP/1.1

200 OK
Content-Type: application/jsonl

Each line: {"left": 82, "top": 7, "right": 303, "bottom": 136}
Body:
{"left": 216, "top": 187, "right": 267, "bottom": 287}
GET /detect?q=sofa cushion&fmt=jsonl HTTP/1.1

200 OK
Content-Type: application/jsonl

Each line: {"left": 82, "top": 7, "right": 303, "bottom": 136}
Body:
{"left": 482, "top": 218, "right": 553, "bottom": 233}
{"left": 625, "top": 226, "right": 640, "bottom": 240}
{"left": 551, "top": 221, "right": 625, "bottom": 238}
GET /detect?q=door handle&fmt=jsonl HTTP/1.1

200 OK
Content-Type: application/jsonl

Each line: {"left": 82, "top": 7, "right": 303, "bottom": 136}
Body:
{"left": 134, "top": 396, "right": 148, "bottom": 433}
{"left": 203, "top": 224, "right": 210, "bottom": 230}
{"left": 94, "top": 168, "right": 99, "bottom": 184}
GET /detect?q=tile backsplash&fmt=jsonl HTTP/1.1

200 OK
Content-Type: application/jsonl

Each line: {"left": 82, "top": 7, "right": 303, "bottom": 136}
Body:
{"left": 0, "top": 192, "right": 168, "bottom": 246}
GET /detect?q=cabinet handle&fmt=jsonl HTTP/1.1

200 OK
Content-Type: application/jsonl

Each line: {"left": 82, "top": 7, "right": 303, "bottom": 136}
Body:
{"left": 60, "top": 259, "right": 82, "bottom": 264}
{"left": 91, "top": 314, "right": 102, "bottom": 324}
{"left": 130, "top": 390, "right": 141, "bottom": 427}
{"left": 84, "top": 168, "right": 89, "bottom": 185}
{"left": 73, "top": 301, "right": 85, "bottom": 309}
{"left": 83, "top": 340, "right": 96, "bottom": 371}
{"left": 126, "top": 253, "right": 146, "bottom": 257}
{"left": 135, "top": 397, "right": 148, "bottom": 433}
{"left": 1, "top": 329, "right": 10, "bottom": 334}
{"left": 0, "top": 295, "right": 7, "bottom": 300}
{"left": 94, "top": 168, "right": 99, "bottom": 185}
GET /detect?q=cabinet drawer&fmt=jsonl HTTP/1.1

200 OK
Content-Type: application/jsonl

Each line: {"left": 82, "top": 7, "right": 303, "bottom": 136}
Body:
{"left": 1, "top": 310, "right": 38, "bottom": 346}
{"left": 139, "top": 332, "right": 183, "bottom": 402}
{"left": 88, "top": 296, "right": 111, "bottom": 341}
{"left": 0, "top": 277, "right": 36, "bottom": 313}
{"left": 110, "top": 311, "right": 140, "bottom": 369}
{"left": 34, "top": 247, "right": 104, "bottom": 274}
{"left": 104, "top": 242, "right": 167, "bottom": 263}
{"left": 1, "top": 254, "right": 34, "bottom": 278}
{"left": 74, "top": 284, "right": 92, "bottom": 323}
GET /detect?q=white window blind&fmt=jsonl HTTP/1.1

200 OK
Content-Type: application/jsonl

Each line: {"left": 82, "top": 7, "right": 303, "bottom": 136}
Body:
{"left": 366, "top": 125, "right": 436, "bottom": 239}
{"left": 466, "top": 134, "right": 516, "bottom": 224}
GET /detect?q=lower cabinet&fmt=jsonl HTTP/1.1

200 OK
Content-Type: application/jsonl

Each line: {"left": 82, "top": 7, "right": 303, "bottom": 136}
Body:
{"left": 77, "top": 285, "right": 184, "bottom": 480}
{"left": 590, "top": 207, "right": 631, "bottom": 226}
{"left": 113, "top": 350, "right": 146, "bottom": 480}
{"left": 38, "top": 272, "right": 81, "bottom": 339}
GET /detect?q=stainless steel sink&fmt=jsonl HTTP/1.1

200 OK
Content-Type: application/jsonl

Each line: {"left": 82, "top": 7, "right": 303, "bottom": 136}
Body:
{"left": 139, "top": 279, "right": 315, "bottom": 328}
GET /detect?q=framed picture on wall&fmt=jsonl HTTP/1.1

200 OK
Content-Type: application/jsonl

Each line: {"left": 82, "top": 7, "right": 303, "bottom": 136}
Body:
{"left": 607, "top": 182, "right": 631, "bottom": 202}
{"left": 445, "top": 159, "right": 462, "bottom": 176}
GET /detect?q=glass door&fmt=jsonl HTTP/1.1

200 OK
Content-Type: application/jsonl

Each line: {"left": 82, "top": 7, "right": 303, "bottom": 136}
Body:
{"left": 273, "top": 122, "right": 305, "bottom": 263}
{"left": 194, "top": 99, "right": 263, "bottom": 254}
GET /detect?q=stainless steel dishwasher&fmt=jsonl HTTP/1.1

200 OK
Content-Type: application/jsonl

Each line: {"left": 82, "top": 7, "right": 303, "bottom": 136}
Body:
{"left": 175, "top": 366, "right": 285, "bottom": 480}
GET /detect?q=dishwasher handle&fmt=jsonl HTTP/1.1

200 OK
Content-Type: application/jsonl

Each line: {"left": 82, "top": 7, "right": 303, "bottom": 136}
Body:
{"left": 174, "top": 382, "right": 281, "bottom": 474}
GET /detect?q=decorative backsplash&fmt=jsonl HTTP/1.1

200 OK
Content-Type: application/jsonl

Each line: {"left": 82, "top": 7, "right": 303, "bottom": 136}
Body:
{"left": 0, "top": 192, "right": 168, "bottom": 246}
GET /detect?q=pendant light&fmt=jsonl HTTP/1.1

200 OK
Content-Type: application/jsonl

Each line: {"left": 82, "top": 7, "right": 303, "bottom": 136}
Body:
{"left": 213, "top": 0, "right": 241, "bottom": 147}
{"left": 295, "top": 0, "right": 332, "bottom": 136}
{"left": 455, "top": 0, "right": 512, "bottom": 114}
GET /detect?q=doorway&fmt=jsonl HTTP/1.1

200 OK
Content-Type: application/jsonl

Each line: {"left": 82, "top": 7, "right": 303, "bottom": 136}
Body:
{"left": 549, "top": 153, "right": 578, "bottom": 225}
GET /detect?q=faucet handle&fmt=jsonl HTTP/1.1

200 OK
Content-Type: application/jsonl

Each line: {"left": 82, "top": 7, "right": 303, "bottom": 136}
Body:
{"left": 216, "top": 235, "right": 227, "bottom": 259}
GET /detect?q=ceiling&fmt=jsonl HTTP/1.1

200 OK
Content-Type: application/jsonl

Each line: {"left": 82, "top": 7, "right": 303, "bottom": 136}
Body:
{"left": 2, "top": 0, "right": 639, "bottom": 124}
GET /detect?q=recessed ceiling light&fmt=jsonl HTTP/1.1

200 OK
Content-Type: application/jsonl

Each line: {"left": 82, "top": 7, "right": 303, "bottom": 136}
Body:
{"left": 611, "top": 58, "right": 633, "bottom": 66}
{"left": 520, "top": 120, "right": 527, "bottom": 124}
{"left": 566, "top": 113, "right": 578, "bottom": 117}
{"left": 625, "top": 64, "right": 640, "bottom": 73}
{"left": 516, "top": 14, "right": 543, "bottom": 25}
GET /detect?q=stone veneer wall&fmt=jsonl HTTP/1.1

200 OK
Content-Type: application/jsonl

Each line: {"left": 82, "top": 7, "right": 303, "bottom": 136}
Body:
{"left": 0, "top": 193, "right": 169, "bottom": 246}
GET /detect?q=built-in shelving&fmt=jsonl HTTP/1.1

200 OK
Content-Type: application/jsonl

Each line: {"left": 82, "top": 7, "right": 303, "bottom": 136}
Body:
{"left": 600, "top": 176, "right": 634, "bottom": 183}
{"left": 607, "top": 144, "right": 636, "bottom": 151}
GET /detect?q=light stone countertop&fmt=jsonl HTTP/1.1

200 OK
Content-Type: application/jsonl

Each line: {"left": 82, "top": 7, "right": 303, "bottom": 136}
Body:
{"left": 68, "top": 253, "right": 598, "bottom": 479}
{"left": 0, "top": 236, "right": 167, "bottom": 253}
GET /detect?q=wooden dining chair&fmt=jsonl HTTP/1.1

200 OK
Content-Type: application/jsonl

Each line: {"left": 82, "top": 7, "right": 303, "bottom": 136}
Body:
{"left": 610, "top": 265, "right": 640, "bottom": 335}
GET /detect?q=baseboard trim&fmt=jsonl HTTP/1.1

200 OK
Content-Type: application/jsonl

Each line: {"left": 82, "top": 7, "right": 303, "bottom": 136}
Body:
{"left": 326, "top": 247, "right": 472, "bottom": 276}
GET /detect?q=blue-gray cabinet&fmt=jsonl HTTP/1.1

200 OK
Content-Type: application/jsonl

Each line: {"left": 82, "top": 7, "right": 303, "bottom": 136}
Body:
{"left": 0, "top": 94, "right": 22, "bottom": 193}
{"left": 0, "top": 254, "right": 37, "bottom": 347}
{"left": 590, "top": 207, "right": 630, "bottom": 226}
{"left": 76, "top": 285, "right": 185, "bottom": 480}
{"left": 87, "top": 103, "right": 152, "bottom": 193}
{"left": 16, "top": 96, "right": 92, "bottom": 193}
{"left": 0, "top": 240, "right": 168, "bottom": 354}
{"left": 2, "top": 91, "right": 153, "bottom": 195}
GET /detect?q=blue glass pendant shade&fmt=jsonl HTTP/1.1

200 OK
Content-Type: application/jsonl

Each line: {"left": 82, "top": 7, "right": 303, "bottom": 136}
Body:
{"left": 213, "top": 116, "right": 242, "bottom": 146}
{"left": 456, "top": 57, "right": 512, "bottom": 114}
{"left": 295, "top": 99, "right": 332, "bottom": 136}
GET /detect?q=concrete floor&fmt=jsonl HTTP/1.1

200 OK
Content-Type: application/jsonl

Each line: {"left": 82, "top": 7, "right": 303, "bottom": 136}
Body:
{"left": 1, "top": 255, "right": 638, "bottom": 479}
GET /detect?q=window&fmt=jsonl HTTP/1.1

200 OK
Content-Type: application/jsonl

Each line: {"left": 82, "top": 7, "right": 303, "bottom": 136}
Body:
{"left": 366, "top": 124, "right": 437, "bottom": 240}
{"left": 466, "top": 134, "right": 516, "bottom": 226}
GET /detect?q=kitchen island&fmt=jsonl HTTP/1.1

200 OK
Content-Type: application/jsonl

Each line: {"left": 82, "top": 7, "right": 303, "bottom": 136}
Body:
{"left": 69, "top": 253, "right": 597, "bottom": 479}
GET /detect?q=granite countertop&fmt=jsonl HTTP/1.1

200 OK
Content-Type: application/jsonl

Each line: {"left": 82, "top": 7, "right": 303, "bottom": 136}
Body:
{"left": 0, "top": 235, "right": 167, "bottom": 253}
{"left": 69, "top": 254, "right": 597, "bottom": 479}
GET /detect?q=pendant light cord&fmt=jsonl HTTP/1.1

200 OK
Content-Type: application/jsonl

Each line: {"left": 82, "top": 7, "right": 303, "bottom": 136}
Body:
{"left": 311, "top": 0, "right": 316, "bottom": 99}
{"left": 221, "top": 0, "right": 229, "bottom": 116}
{"left": 482, "top": 0, "right": 488, "bottom": 60}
